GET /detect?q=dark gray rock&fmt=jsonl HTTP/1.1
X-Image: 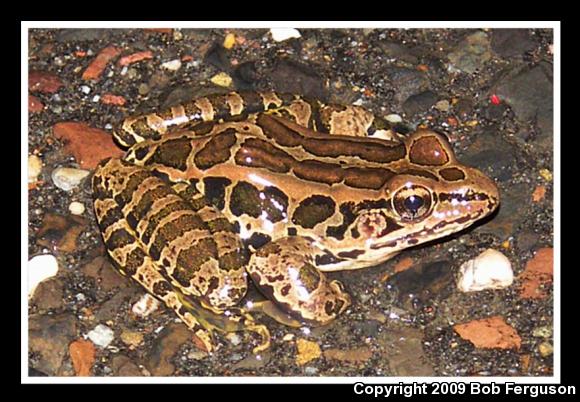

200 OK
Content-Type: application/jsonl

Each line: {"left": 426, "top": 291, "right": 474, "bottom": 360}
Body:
{"left": 30, "top": 277, "right": 64, "bottom": 312}
{"left": 388, "top": 260, "right": 454, "bottom": 310}
{"left": 461, "top": 131, "right": 520, "bottom": 183}
{"left": 403, "top": 90, "right": 438, "bottom": 116}
{"left": 474, "top": 181, "right": 530, "bottom": 239}
{"left": 55, "top": 29, "right": 111, "bottom": 43}
{"left": 232, "top": 61, "right": 260, "bottom": 90}
{"left": 111, "top": 355, "right": 143, "bottom": 376}
{"left": 203, "top": 43, "right": 231, "bottom": 71}
{"left": 377, "top": 327, "right": 435, "bottom": 376}
{"left": 517, "top": 231, "right": 541, "bottom": 253}
{"left": 495, "top": 63, "right": 553, "bottom": 151}
{"left": 94, "top": 286, "right": 138, "bottom": 322}
{"left": 271, "top": 59, "right": 327, "bottom": 100}
{"left": 454, "top": 98, "right": 475, "bottom": 119}
{"left": 29, "top": 313, "right": 77, "bottom": 376}
{"left": 448, "top": 31, "right": 492, "bottom": 73}
{"left": 385, "top": 66, "right": 430, "bottom": 105}
{"left": 491, "top": 29, "right": 536, "bottom": 58}
{"left": 378, "top": 42, "right": 419, "bottom": 64}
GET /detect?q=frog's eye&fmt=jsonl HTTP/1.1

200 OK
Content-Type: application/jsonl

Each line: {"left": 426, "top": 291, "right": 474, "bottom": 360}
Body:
{"left": 393, "top": 185, "right": 432, "bottom": 221}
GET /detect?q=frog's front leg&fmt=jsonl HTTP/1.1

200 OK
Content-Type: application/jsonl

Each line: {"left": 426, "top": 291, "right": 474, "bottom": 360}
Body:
{"left": 247, "top": 236, "right": 351, "bottom": 326}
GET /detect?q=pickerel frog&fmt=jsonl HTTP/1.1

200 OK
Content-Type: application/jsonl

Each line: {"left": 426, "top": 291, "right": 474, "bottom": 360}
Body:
{"left": 92, "top": 91, "right": 499, "bottom": 353}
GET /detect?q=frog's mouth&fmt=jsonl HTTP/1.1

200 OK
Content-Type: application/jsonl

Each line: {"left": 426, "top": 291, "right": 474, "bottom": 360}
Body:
{"left": 369, "top": 207, "right": 490, "bottom": 251}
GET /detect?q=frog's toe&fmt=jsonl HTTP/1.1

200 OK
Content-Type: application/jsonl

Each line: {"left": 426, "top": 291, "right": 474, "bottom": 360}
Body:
{"left": 248, "top": 236, "right": 352, "bottom": 326}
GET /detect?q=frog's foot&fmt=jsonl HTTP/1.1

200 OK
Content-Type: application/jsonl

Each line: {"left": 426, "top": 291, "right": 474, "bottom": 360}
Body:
{"left": 180, "top": 296, "right": 271, "bottom": 354}
{"left": 247, "top": 300, "right": 303, "bottom": 328}
{"left": 247, "top": 236, "right": 352, "bottom": 326}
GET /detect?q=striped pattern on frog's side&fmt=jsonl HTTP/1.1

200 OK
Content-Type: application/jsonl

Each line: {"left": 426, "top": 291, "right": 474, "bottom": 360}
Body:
{"left": 114, "top": 91, "right": 397, "bottom": 148}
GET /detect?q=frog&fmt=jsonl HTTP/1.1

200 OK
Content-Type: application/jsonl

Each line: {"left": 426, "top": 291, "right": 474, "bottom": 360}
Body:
{"left": 92, "top": 91, "right": 499, "bottom": 353}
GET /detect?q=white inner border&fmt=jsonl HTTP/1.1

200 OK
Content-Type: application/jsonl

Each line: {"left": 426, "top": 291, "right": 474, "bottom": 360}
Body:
{"left": 22, "top": 21, "right": 560, "bottom": 384}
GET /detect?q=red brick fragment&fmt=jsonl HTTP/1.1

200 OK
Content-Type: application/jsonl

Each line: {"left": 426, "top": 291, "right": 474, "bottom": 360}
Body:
{"left": 52, "top": 122, "right": 124, "bottom": 169}
{"left": 82, "top": 46, "right": 122, "bottom": 81}
{"left": 29, "top": 95, "right": 44, "bottom": 113}
{"left": 29, "top": 71, "right": 63, "bottom": 93}
{"left": 101, "top": 94, "right": 126, "bottom": 106}
{"left": 454, "top": 316, "right": 521, "bottom": 350}
{"left": 519, "top": 248, "right": 553, "bottom": 299}
{"left": 118, "top": 51, "right": 154, "bottom": 67}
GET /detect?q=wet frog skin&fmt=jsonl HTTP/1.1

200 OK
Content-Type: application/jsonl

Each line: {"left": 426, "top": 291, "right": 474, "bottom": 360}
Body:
{"left": 92, "top": 91, "right": 499, "bottom": 353}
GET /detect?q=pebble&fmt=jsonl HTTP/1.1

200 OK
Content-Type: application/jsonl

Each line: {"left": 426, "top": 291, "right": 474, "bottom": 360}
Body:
{"left": 161, "top": 59, "right": 182, "bottom": 71}
{"left": 270, "top": 28, "right": 301, "bottom": 42}
{"left": 187, "top": 350, "right": 208, "bottom": 360}
{"left": 223, "top": 33, "right": 236, "bottom": 49}
{"left": 532, "top": 326, "right": 552, "bottom": 338}
{"left": 385, "top": 114, "right": 403, "bottom": 123}
{"left": 210, "top": 72, "right": 233, "bottom": 87}
{"left": 226, "top": 333, "right": 241, "bottom": 346}
{"left": 68, "top": 201, "right": 85, "bottom": 215}
{"left": 127, "top": 68, "right": 139, "bottom": 80}
{"left": 282, "top": 333, "right": 295, "bottom": 342}
{"left": 28, "top": 254, "right": 59, "bottom": 297}
{"left": 80, "top": 85, "right": 91, "bottom": 94}
{"left": 304, "top": 366, "right": 318, "bottom": 375}
{"left": 456, "top": 249, "right": 513, "bottom": 292}
{"left": 138, "top": 83, "right": 150, "bottom": 96}
{"left": 295, "top": 338, "right": 321, "bottom": 365}
{"left": 132, "top": 293, "right": 160, "bottom": 317}
{"left": 51, "top": 167, "right": 90, "bottom": 191}
{"left": 173, "top": 30, "right": 183, "bottom": 41}
{"left": 435, "top": 100, "right": 450, "bottom": 112}
{"left": 86, "top": 324, "right": 115, "bottom": 348}
{"left": 120, "top": 330, "right": 144, "bottom": 348}
{"left": 538, "top": 342, "right": 553, "bottom": 357}
{"left": 539, "top": 169, "right": 553, "bottom": 181}
{"left": 28, "top": 155, "right": 43, "bottom": 183}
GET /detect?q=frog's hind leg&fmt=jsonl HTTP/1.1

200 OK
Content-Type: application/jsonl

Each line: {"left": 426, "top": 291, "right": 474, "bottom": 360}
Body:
{"left": 247, "top": 236, "right": 352, "bottom": 326}
{"left": 93, "top": 158, "right": 270, "bottom": 353}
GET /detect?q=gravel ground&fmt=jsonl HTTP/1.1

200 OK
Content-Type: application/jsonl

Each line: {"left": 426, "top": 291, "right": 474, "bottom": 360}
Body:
{"left": 27, "top": 27, "right": 554, "bottom": 377}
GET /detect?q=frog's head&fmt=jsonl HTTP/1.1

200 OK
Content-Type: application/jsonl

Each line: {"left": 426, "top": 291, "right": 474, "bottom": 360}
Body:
{"left": 329, "top": 130, "right": 500, "bottom": 269}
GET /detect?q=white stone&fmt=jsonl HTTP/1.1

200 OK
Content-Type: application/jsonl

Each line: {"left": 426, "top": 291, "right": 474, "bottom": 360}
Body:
{"left": 270, "top": 28, "right": 301, "bottom": 42}
{"left": 28, "top": 155, "right": 42, "bottom": 183}
{"left": 226, "top": 333, "right": 241, "bottom": 346}
{"left": 87, "top": 324, "right": 115, "bottom": 348}
{"left": 69, "top": 201, "right": 85, "bottom": 215}
{"left": 51, "top": 167, "right": 90, "bottom": 191}
{"left": 161, "top": 59, "right": 182, "bottom": 71}
{"left": 28, "top": 254, "right": 59, "bottom": 297}
{"left": 385, "top": 114, "right": 403, "bottom": 123}
{"left": 132, "top": 293, "right": 160, "bottom": 317}
{"left": 457, "top": 249, "right": 513, "bottom": 292}
{"left": 80, "top": 85, "right": 91, "bottom": 94}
